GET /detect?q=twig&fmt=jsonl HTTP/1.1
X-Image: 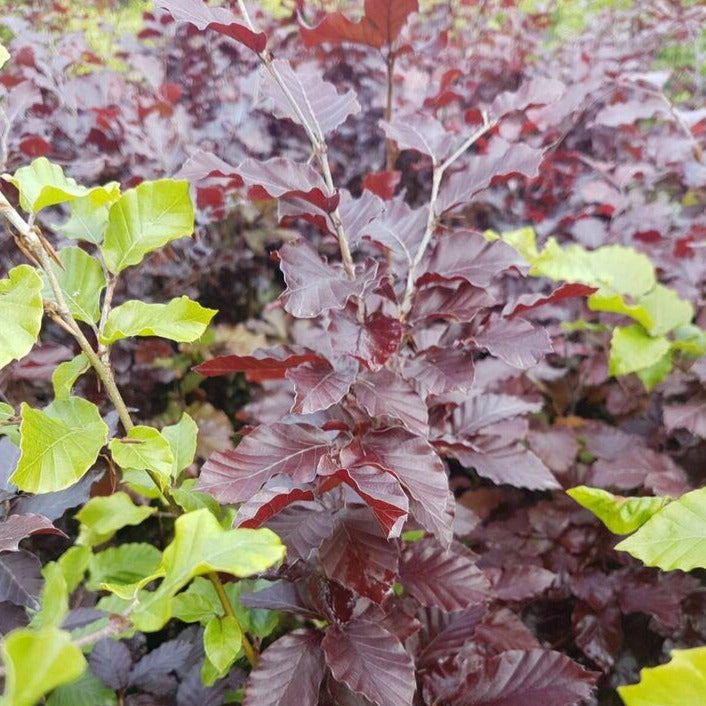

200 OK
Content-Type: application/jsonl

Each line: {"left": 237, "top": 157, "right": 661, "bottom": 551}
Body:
{"left": 399, "top": 115, "right": 495, "bottom": 318}
{"left": 237, "top": 0, "right": 356, "bottom": 279}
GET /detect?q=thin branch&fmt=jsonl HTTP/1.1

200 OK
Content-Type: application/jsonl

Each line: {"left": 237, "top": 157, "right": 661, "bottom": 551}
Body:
{"left": 399, "top": 115, "right": 494, "bottom": 318}
{"left": 237, "top": 0, "right": 356, "bottom": 279}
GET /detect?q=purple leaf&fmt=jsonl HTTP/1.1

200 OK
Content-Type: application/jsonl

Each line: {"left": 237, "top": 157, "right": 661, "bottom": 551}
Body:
{"left": 449, "top": 649, "right": 596, "bottom": 706}
{"left": 129, "top": 638, "right": 192, "bottom": 695}
{"left": 453, "top": 394, "right": 542, "bottom": 437}
{"left": 199, "top": 423, "right": 334, "bottom": 503}
{"left": 279, "top": 241, "right": 369, "bottom": 318}
{"left": 403, "top": 347, "right": 475, "bottom": 397}
{"left": 258, "top": 59, "right": 360, "bottom": 136}
{"left": 286, "top": 357, "right": 358, "bottom": 414}
{"left": 318, "top": 508, "right": 398, "bottom": 603}
{"left": 320, "top": 466, "right": 408, "bottom": 538}
{"left": 472, "top": 317, "right": 552, "bottom": 369}
{"left": 663, "top": 399, "right": 706, "bottom": 438}
{"left": 0, "top": 550, "right": 43, "bottom": 610}
{"left": 0, "top": 514, "right": 66, "bottom": 552}
{"left": 352, "top": 369, "right": 428, "bottom": 436}
{"left": 196, "top": 352, "right": 326, "bottom": 381}
{"left": 234, "top": 478, "right": 315, "bottom": 528}
{"left": 342, "top": 428, "right": 453, "bottom": 545}
{"left": 380, "top": 113, "right": 456, "bottom": 163}
{"left": 502, "top": 283, "right": 596, "bottom": 317}
{"left": 409, "top": 280, "right": 495, "bottom": 322}
{"left": 399, "top": 538, "right": 490, "bottom": 611}
{"left": 322, "top": 619, "right": 416, "bottom": 706}
{"left": 266, "top": 502, "right": 335, "bottom": 561}
{"left": 90, "top": 638, "right": 133, "bottom": 691}
{"left": 419, "top": 231, "right": 525, "bottom": 288}
{"left": 243, "top": 630, "right": 325, "bottom": 706}
{"left": 437, "top": 139, "right": 545, "bottom": 213}
{"left": 490, "top": 78, "right": 566, "bottom": 119}
{"left": 156, "top": 0, "right": 267, "bottom": 53}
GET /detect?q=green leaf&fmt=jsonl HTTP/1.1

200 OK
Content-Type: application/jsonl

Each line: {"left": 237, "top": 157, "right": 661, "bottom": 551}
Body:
{"left": 52, "top": 354, "right": 90, "bottom": 401}
{"left": 46, "top": 669, "right": 117, "bottom": 706}
{"left": 618, "top": 647, "right": 706, "bottom": 706}
{"left": 30, "top": 562, "right": 69, "bottom": 629}
{"left": 587, "top": 291, "right": 652, "bottom": 329}
{"left": 615, "top": 487, "right": 706, "bottom": 571}
{"left": 11, "top": 398, "right": 108, "bottom": 494}
{"left": 75, "top": 492, "right": 155, "bottom": 547}
{"left": 671, "top": 324, "right": 706, "bottom": 357}
{"left": 172, "top": 578, "right": 222, "bottom": 624}
{"left": 203, "top": 615, "right": 242, "bottom": 674}
{"left": 0, "top": 265, "right": 44, "bottom": 372}
{"left": 567, "top": 486, "right": 671, "bottom": 535}
{"left": 120, "top": 468, "right": 163, "bottom": 499}
{"left": 0, "top": 626, "right": 86, "bottom": 706}
{"left": 101, "top": 179, "right": 194, "bottom": 273}
{"left": 0, "top": 44, "right": 9, "bottom": 69}
{"left": 493, "top": 226, "right": 539, "bottom": 261}
{"left": 2, "top": 158, "right": 119, "bottom": 213}
{"left": 109, "top": 426, "right": 174, "bottom": 485}
{"left": 87, "top": 543, "right": 161, "bottom": 592}
{"left": 57, "top": 190, "right": 118, "bottom": 245}
{"left": 638, "top": 284, "right": 693, "bottom": 336}
{"left": 171, "top": 479, "right": 221, "bottom": 516}
{"left": 608, "top": 325, "right": 671, "bottom": 377}
{"left": 162, "top": 413, "right": 198, "bottom": 479}
{"left": 0, "top": 402, "right": 18, "bottom": 444}
{"left": 56, "top": 546, "right": 91, "bottom": 593}
{"left": 636, "top": 351, "right": 673, "bottom": 390}
{"left": 43, "top": 247, "right": 106, "bottom": 324}
{"left": 100, "top": 296, "right": 216, "bottom": 344}
{"left": 529, "top": 240, "right": 655, "bottom": 298}
{"left": 130, "top": 509, "right": 285, "bottom": 631}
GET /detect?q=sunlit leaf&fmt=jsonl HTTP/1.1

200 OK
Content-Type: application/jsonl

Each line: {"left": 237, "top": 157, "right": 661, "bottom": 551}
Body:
{"left": 75, "top": 492, "right": 155, "bottom": 547}
{"left": 11, "top": 398, "right": 108, "bottom": 494}
{"left": 608, "top": 325, "right": 671, "bottom": 377}
{"left": 162, "top": 413, "right": 198, "bottom": 479}
{"left": 52, "top": 354, "right": 90, "bottom": 401}
{"left": 109, "top": 426, "right": 174, "bottom": 485}
{"left": 203, "top": 615, "right": 242, "bottom": 677}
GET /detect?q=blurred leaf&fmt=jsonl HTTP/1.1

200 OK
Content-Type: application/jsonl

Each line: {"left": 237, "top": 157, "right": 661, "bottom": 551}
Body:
{"left": 608, "top": 325, "right": 671, "bottom": 377}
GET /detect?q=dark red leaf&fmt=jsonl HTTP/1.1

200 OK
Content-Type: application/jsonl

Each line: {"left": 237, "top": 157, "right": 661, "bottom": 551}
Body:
{"left": 352, "top": 368, "right": 428, "bottom": 435}
{"left": 453, "top": 394, "right": 541, "bottom": 437}
{"left": 319, "top": 466, "right": 409, "bottom": 537}
{"left": 199, "top": 423, "right": 334, "bottom": 503}
{"left": 502, "top": 283, "right": 597, "bottom": 317}
{"left": 286, "top": 357, "right": 358, "bottom": 414}
{"left": 571, "top": 602, "right": 622, "bottom": 670}
{"left": 403, "top": 347, "right": 475, "bottom": 397}
{"left": 409, "top": 280, "right": 495, "bottom": 322}
{"left": 488, "top": 565, "right": 556, "bottom": 601}
{"left": 266, "top": 502, "right": 335, "bottom": 561}
{"left": 663, "top": 399, "right": 706, "bottom": 438}
{"left": 322, "top": 619, "right": 416, "bottom": 706}
{"left": 279, "top": 241, "right": 370, "bottom": 318}
{"left": 437, "top": 139, "right": 545, "bottom": 214}
{"left": 259, "top": 59, "right": 360, "bottom": 136}
{"left": 156, "top": 0, "right": 267, "bottom": 52}
{"left": 399, "top": 538, "right": 490, "bottom": 611}
{"left": 362, "top": 171, "right": 401, "bottom": 200}
{"left": 234, "top": 478, "right": 315, "bottom": 529}
{"left": 300, "top": 0, "right": 419, "bottom": 49}
{"left": 472, "top": 317, "right": 552, "bottom": 369}
{"left": 19, "top": 135, "right": 51, "bottom": 157}
{"left": 318, "top": 508, "right": 398, "bottom": 603}
{"left": 419, "top": 231, "right": 525, "bottom": 288}
{"left": 342, "top": 428, "right": 453, "bottom": 545}
{"left": 243, "top": 630, "right": 325, "bottom": 706}
{"left": 196, "top": 352, "right": 324, "bottom": 380}
{"left": 0, "top": 514, "right": 66, "bottom": 552}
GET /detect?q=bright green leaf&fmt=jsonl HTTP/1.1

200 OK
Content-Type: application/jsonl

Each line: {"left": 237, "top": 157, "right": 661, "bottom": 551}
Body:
{"left": 56, "top": 546, "right": 91, "bottom": 593}
{"left": 0, "top": 265, "right": 43, "bottom": 372}
{"left": 203, "top": 615, "right": 242, "bottom": 674}
{"left": 75, "top": 491, "right": 155, "bottom": 547}
{"left": 46, "top": 669, "right": 117, "bottom": 706}
{"left": 0, "top": 44, "right": 9, "bottom": 69}
{"left": 120, "top": 468, "right": 163, "bottom": 500}
{"left": 100, "top": 296, "right": 216, "bottom": 344}
{"left": 567, "top": 486, "right": 671, "bottom": 535}
{"left": 52, "top": 354, "right": 90, "bottom": 401}
{"left": 496, "top": 226, "right": 539, "bottom": 261}
{"left": 0, "top": 626, "right": 86, "bottom": 706}
{"left": 587, "top": 291, "right": 652, "bottom": 329}
{"left": 636, "top": 351, "right": 673, "bottom": 390}
{"left": 11, "top": 398, "right": 108, "bottom": 494}
{"left": 615, "top": 487, "right": 706, "bottom": 571}
{"left": 109, "top": 426, "right": 174, "bottom": 483}
{"left": 618, "top": 647, "right": 706, "bottom": 706}
{"left": 608, "top": 325, "right": 671, "bottom": 377}
{"left": 130, "top": 509, "right": 285, "bottom": 631}
{"left": 639, "top": 284, "right": 694, "bottom": 336}
{"left": 671, "top": 324, "right": 706, "bottom": 357}
{"left": 43, "top": 247, "right": 106, "bottom": 324}
{"left": 162, "top": 413, "right": 198, "bottom": 479}
{"left": 101, "top": 179, "right": 194, "bottom": 273}
{"left": 87, "top": 543, "right": 161, "bottom": 592}
{"left": 2, "top": 158, "right": 119, "bottom": 213}
{"left": 0, "top": 402, "right": 18, "bottom": 444}
{"left": 57, "top": 189, "right": 119, "bottom": 245}
{"left": 30, "top": 562, "right": 69, "bottom": 629}
{"left": 171, "top": 479, "right": 221, "bottom": 516}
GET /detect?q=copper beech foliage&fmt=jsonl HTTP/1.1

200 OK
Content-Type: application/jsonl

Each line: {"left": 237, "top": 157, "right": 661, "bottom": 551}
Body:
{"left": 2, "top": 0, "right": 706, "bottom": 704}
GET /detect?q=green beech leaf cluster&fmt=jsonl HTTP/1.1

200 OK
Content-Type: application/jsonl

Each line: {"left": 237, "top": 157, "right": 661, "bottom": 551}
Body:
{"left": 491, "top": 227, "right": 705, "bottom": 388}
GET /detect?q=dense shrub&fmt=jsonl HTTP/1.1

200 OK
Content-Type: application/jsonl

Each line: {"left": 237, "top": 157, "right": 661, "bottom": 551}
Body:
{"left": 0, "top": 1, "right": 706, "bottom": 704}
